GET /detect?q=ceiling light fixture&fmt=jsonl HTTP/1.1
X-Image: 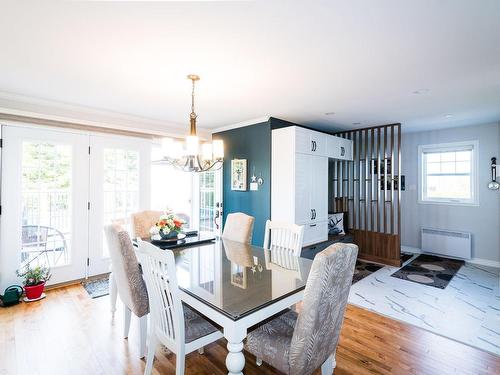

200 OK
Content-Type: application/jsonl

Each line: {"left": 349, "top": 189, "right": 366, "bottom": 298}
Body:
{"left": 413, "top": 88, "right": 430, "bottom": 95}
{"left": 445, "top": 114, "right": 453, "bottom": 119}
{"left": 157, "top": 75, "right": 224, "bottom": 172}
{"left": 324, "top": 112, "right": 336, "bottom": 116}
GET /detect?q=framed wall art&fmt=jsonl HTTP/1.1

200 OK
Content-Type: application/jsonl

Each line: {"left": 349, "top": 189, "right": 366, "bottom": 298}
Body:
{"left": 231, "top": 159, "right": 247, "bottom": 191}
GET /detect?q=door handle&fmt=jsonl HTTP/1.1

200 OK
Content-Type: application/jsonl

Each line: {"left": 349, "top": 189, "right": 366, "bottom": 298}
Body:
{"left": 311, "top": 140, "right": 315, "bottom": 152}
{"left": 214, "top": 210, "right": 220, "bottom": 230}
{"left": 341, "top": 146, "right": 345, "bottom": 156}
{"left": 311, "top": 209, "right": 314, "bottom": 220}
{"left": 214, "top": 202, "right": 221, "bottom": 230}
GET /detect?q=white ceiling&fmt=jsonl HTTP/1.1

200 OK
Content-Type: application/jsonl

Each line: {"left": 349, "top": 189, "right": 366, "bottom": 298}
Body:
{"left": 0, "top": 0, "right": 499, "bottom": 134}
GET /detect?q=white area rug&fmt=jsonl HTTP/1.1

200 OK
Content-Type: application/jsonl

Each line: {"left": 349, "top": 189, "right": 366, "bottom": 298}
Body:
{"left": 348, "top": 261, "right": 500, "bottom": 356}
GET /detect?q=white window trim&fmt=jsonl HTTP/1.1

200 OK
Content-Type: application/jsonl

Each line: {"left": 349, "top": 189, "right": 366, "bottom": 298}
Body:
{"left": 418, "top": 140, "right": 479, "bottom": 206}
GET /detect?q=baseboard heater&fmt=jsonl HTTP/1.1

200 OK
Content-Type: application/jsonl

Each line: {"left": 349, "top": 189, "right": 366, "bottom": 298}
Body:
{"left": 421, "top": 227, "right": 471, "bottom": 260}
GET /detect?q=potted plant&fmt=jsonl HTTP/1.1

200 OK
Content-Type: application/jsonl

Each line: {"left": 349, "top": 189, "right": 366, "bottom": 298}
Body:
{"left": 16, "top": 265, "right": 51, "bottom": 301}
{"left": 150, "top": 210, "right": 185, "bottom": 240}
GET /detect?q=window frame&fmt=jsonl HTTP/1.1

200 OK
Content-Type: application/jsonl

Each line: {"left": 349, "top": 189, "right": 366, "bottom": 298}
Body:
{"left": 418, "top": 140, "right": 479, "bottom": 206}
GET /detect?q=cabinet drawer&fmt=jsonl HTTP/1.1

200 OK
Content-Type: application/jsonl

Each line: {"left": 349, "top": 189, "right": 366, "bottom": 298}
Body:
{"left": 302, "top": 220, "right": 328, "bottom": 246}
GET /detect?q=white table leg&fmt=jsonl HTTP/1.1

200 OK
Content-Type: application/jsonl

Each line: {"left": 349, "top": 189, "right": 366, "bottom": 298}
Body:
{"left": 224, "top": 327, "right": 246, "bottom": 375}
{"left": 226, "top": 342, "right": 245, "bottom": 375}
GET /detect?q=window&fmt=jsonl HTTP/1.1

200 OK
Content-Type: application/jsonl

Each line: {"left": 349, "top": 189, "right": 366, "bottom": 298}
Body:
{"left": 418, "top": 141, "right": 478, "bottom": 205}
{"left": 150, "top": 145, "right": 193, "bottom": 222}
{"left": 21, "top": 141, "right": 72, "bottom": 268}
{"left": 102, "top": 148, "right": 140, "bottom": 256}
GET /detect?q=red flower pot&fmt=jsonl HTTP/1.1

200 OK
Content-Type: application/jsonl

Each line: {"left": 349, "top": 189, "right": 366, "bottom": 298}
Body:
{"left": 24, "top": 282, "right": 45, "bottom": 300}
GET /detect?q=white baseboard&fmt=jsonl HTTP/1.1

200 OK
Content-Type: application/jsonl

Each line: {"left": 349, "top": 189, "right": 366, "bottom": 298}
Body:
{"left": 401, "top": 245, "right": 500, "bottom": 269}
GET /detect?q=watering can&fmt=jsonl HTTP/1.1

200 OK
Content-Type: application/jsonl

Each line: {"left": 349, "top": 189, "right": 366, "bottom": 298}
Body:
{"left": 0, "top": 285, "right": 23, "bottom": 307}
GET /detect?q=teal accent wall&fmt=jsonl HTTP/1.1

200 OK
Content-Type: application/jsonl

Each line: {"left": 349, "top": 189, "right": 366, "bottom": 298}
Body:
{"left": 214, "top": 122, "right": 271, "bottom": 246}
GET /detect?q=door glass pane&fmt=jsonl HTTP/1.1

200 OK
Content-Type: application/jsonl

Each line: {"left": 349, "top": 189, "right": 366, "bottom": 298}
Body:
{"left": 21, "top": 142, "right": 72, "bottom": 268}
{"left": 103, "top": 148, "right": 140, "bottom": 255}
{"left": 150, "top": 165, "right": 192, "bottom": 223}
{"left": 199, "top": 171, "right": 215, "bottom": 232}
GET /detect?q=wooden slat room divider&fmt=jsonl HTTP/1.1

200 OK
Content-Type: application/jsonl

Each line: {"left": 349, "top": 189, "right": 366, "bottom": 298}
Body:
{"left": 333, "top": 123, "right": 402, "bottom": 266}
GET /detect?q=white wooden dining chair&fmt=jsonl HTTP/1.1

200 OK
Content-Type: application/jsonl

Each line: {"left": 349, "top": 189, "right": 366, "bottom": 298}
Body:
{"left": 136, "top": 239, "right": 224, "bottom": 375}
{"left": 263, "top": 220, "right": 304, "bottom": 257}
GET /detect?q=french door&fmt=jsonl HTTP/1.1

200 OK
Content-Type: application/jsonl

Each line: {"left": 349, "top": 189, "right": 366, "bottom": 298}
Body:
{"left": 87, "top": 134, "right": 150, "bottom": 277}
{"left": 194, "top": 169, "right": 223, "bottom": 236}
{"left": 0, "top": 126, "right": 89, "bottom": 289}
{"left": 0, "top": 125, "right": 151, "bottom": 290}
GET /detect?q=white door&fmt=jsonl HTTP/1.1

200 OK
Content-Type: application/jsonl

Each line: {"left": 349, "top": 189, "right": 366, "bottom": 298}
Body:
{"left": 294, "top": 153, "right": 312, "bottom": 224}
{"left": 194, "top": 169, "right": 223, "bottom": 235}
{"left": 88, "top": 135, "right": 151, "bottom": 277}
{"left": 0, "top": 125, "right": 89, "bottom": 289}
{"left": 311, "top": 155, "right": 328, "bottom": 222}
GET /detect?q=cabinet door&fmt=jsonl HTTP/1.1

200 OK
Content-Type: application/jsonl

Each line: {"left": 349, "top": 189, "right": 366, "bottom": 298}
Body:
{"left": 295, "top": 127, "right": 327, "bottom": 156}
{"left": 295, "top": 127, "right": 314, "bottom": 155}
{"left": 310, "top": 156, "right": 328, "bottom": 222}
{"left": 310, "top": 131, "right": 327, "bottom": 156}
{"left": 340, "top": 138, "right": 353, "bottom": 160}
{"left": 327, "top": 136, "right": 341, "bottom": 158}
{"left": 294, "top": 153, "right": 312, "bottom": 224}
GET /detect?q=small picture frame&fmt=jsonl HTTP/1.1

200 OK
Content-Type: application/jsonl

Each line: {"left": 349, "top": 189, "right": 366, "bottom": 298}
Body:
{"left": 230, "top": 262, "right": 247, "bottom": 289}
{"left": 231, "top": 159, "right": 247, "bottom": 191}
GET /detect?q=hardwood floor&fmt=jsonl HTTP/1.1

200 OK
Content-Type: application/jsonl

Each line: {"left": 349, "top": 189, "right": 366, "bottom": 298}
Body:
{"left": 0, "top": 284, "right": 498, "bottom": 375}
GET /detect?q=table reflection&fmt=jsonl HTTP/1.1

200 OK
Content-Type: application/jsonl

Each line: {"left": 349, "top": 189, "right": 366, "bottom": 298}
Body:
{"left": 173, "top": 239, "right": 312, "bottom": 320}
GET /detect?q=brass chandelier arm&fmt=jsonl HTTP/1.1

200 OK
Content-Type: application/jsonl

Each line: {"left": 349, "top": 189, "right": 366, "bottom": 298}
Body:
{"left": 154, "top": 156, "right": 222, "bottom": 173}
{"left": 159, "top": 74, "right": 223, "bottom": 173}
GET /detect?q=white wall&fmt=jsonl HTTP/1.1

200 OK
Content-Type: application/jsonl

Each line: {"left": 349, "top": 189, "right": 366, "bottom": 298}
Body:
{"left": 401, "top": 122, "right": 500, "bottom": 263}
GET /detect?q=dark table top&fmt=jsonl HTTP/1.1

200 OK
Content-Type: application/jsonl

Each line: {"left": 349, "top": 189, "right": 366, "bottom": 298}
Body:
{"left": 134, "top": 231, "right": 216, "bottom": 250}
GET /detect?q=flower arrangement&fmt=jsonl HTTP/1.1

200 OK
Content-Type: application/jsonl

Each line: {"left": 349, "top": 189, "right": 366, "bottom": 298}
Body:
{"left": 16, "top": 265, "right": 51, "bottom": 287}
{"left": 150, "top": 210, "right": 185, "bottom": 239}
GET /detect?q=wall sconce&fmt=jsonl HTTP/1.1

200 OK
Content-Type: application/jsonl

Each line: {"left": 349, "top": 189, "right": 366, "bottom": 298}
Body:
{"left": 488, "top": 157, "right": 499, "bottom": 190}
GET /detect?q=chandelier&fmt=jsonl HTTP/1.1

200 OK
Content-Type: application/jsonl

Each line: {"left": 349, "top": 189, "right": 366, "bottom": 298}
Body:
{"left": 159, "top": 74, "right": 224, "bottom": 172}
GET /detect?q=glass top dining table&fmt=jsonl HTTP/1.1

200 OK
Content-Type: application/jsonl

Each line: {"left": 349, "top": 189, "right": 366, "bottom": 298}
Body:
{"left": 161, "top": 237, "right": 314, "bottom": 321}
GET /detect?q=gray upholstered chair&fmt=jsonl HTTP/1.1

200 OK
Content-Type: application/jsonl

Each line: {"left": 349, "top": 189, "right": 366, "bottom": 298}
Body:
{"left": 245, "top": 243, "right": 358, "bottom": 375}
{"left": 104, "top": 224, "right": 149, "bottom": 358}
{"left": 222, "top": 212, "right": 255, "bottom": 244}
{"left": 131, "top": 210, "right": 163, "bottom": 239}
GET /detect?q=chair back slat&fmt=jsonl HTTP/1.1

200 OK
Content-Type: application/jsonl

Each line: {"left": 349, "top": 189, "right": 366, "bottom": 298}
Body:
{"left": 136, "top": 240, "right": 185, "bottom": 348}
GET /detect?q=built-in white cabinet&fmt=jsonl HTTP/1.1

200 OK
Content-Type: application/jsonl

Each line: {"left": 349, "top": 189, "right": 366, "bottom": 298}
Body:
{"left": 271, "top": 126, "right": 352, "bottom": 246}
